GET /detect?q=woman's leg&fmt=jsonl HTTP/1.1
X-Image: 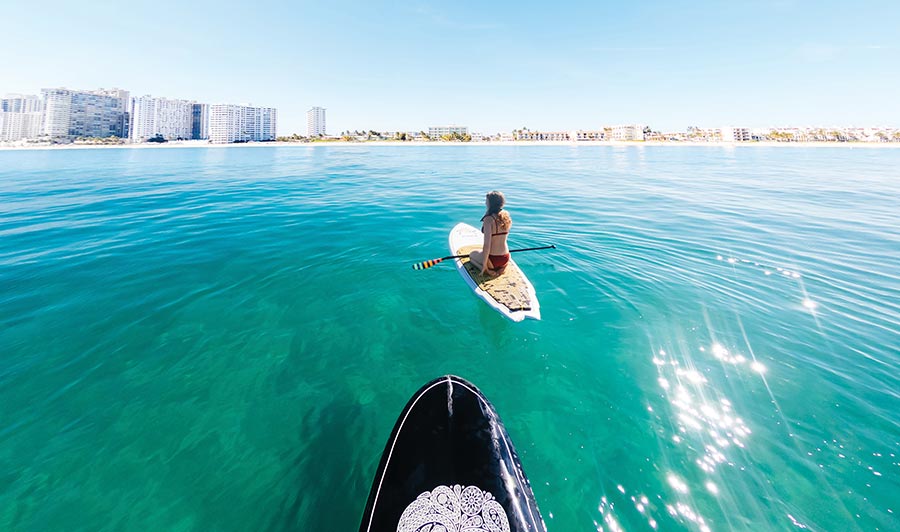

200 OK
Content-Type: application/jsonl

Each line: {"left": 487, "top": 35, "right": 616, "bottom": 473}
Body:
{"left": 468, "top": 249, "right": 484, "bottom": 269}
{"left": 468, "top": 250, "right": 497, "bottom": 275}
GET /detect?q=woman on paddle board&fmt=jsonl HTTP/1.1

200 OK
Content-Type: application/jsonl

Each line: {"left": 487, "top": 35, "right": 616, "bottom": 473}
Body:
{"left": 469, "top": 190, "right": 512, "bottom": 277}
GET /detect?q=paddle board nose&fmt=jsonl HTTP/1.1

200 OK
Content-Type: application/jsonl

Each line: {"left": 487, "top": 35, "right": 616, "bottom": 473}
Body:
{"left": 359, "top": 375, "right": 546, "bottom": 532}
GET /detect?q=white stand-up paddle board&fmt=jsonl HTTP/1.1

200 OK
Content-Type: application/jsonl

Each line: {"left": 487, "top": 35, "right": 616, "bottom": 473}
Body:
{"left": 449, "top": 223, "right": 540, "bottom": 322}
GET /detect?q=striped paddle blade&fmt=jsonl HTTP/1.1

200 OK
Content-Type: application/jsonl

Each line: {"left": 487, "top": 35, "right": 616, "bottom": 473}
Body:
{"left": 413, "top": 258, "right": 446, "bottom": 270}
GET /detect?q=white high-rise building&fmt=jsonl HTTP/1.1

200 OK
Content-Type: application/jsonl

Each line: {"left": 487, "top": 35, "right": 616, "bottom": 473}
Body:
{"left": 252, "top": 106, "right": 277, "bottom": 140}
{"left": 209, "top": 105, "right": 243, "bottom": 144}
{"left": 307, "top": 107, "right": 326, "bottom": 136}
{"left": 1, "top": 94, "right": 43, "bottom": 114}
{"left": 129, "top": 95, "right": 194, "bottom": 141}
{"left": 41, "top": 87, "right": 130, "bottom": 140}
{"left": 208, "top": 104, "right": 277, "bottom": 143}
{"left": 0, "top": 94, "right": 44, "bottom": 141}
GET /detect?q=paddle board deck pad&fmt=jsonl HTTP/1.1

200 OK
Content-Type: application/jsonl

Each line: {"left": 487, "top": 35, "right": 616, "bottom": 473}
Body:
{"left": 449, "top": 222, "right": 540, "bottom": 321}
{"left": 359, "top": 375, "right": 546, "bottom": 532}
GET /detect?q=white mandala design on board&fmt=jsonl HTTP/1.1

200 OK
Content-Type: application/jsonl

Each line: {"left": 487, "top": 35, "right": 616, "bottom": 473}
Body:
{"left": 396, "top": 484, "right": 510, "bottom": 532}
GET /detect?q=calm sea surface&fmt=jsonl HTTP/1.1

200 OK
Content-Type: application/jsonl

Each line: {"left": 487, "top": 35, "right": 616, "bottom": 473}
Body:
{"left": 1, "top": 145, "right": 898, "bottom": 531}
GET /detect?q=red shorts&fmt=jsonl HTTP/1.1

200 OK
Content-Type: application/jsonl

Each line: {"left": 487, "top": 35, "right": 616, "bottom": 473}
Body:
{"left": 488, "top": 253, "right": 510, "bottom": 268}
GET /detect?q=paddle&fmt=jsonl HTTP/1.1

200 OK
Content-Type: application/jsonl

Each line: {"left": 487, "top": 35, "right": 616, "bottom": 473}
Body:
{"left": 412, "top": 245, "right": 556, "bottom": 270}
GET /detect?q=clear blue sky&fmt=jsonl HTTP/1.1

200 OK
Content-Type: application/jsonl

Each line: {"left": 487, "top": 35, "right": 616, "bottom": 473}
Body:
{"left": 2, "top": 1, "right": 898, "bottom": 134}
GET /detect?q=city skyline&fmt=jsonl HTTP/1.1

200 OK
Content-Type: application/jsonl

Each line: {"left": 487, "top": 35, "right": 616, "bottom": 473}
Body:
{"left": 3, "top": 85, "right": 899, "bottom": 146}
{"left": 0, "top": 89, "right": 279, "bottom": 144}
{"left": 7, "top": 83, "right": 899, "bottom": 137}
{"left": 2, "top": 1, "right": 898, "bottom": 135}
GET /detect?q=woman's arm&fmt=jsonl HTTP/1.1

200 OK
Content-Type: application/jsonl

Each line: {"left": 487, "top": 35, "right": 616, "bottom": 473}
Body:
{"left": 481, "top": 217, "right": 493, "bottom": 274}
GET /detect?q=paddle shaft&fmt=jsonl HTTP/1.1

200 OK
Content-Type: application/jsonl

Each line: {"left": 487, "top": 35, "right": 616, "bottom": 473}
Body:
{"left": 441, "top": 244, "right": 556, "bottom": 261}
{"left": 413, "top": 244, "right": 555, "bottom": 270}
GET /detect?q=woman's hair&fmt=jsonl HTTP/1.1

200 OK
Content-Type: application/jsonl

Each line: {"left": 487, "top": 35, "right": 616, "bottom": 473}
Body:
{"left": 485, "top": 190, "right": 511, "bottom": 229}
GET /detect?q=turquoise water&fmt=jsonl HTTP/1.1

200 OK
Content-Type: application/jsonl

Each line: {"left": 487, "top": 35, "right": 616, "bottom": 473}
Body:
{"left": 1, "top": 145, "right": 898, "bottom": 531}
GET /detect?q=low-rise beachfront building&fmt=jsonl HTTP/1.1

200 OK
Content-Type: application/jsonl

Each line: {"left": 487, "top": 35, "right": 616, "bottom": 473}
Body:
{"left": 659, "top": 131, "right": 688, "bottom": 141}
{"left": 514, "top": 130, "right": 570, "bottom": 141}
{"left": 208, "top": 104, "right": 277, "bottom": 143}
{"left": 41, "top": 87, "right": 130, "bottom": 140}
{"left": 721, "top": 126, "right": 752, "bottom": 142}
{"left": 749, "top": 128, "right": 769, "bottom": 141}
{"left": 377, "top": 131, "right": 420, "bottom": 140}
{"left": 546, "top": 131, "right": 570, "bottom": 141}
{"left": 846, "top": 127, "right": 897, "bottom": 142}
{"left": 192, "top": 103, "right": 209, "bottom": 140}
{"left": 307, "top": 107, "right": 326, "bottom": 136}
{"left": 764, "top": 127, "right": 807, "bottom": 142}
{"left": 879, "top": 128, "right": 899, "bottom": 142}
{"left": 428, "top": 125, "right": 468, "bottom": 138}
{"left": 611, "top": 124, "right": 645, "bottom": 141}
{"left": 130, "top": 95, "right": 194, "bottom": 141}
{"left": 573, "top": 130, "right": 606, "bottom": 141}
{"left": 685, "top": 126, "right": 721, "bottom": 141}
{"left": 0, "top": 94, "right": 44, "bottom": 141}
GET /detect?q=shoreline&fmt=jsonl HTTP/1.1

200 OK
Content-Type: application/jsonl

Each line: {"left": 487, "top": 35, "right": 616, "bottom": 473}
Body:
{"left": 2, "top": 139, "right": 900, "bottom": 151}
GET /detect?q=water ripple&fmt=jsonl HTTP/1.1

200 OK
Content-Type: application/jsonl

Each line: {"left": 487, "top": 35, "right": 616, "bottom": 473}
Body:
{"left": 1, "top": 146, "right": 898, "bottom": 531}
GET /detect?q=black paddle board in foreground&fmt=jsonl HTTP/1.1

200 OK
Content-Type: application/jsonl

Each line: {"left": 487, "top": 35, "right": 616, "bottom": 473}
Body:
{"left": 359, "top": 375, "right": 546, "bottom": 532}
